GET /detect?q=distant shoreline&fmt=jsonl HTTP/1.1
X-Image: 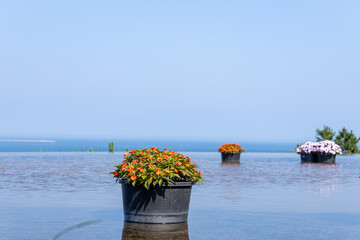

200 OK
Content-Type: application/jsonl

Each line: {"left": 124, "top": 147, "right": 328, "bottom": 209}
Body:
{"left": 0, "top": 140, "right": 56, "bottom": 143}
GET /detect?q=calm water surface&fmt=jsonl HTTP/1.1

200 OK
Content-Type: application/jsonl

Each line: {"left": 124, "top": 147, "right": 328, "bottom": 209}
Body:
{"left": 1, "top": 152, "right": 360, "bottom": 239}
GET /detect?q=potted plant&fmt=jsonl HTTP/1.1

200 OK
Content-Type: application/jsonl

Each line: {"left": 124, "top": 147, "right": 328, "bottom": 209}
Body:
{"left": 296, "top": 142, "right": 317, "bottom": 163}
{"left": 218, "top": 143, "right": 246, "bottom": 162}
{"left": 312, "top": 140, "right": 342, "bottom": 164}
{"left": 111, "top": 147, "right": 203, "bottom": 224}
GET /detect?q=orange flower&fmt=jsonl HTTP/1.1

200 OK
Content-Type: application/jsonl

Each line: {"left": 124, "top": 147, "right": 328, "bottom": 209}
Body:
{"left": 124, "top": 153, "right": 129, "bottom": 158}
{"left": 187, "top": 156, "right": 191, "bottom": 162}
{"left": 199, "top": 171, "right": 203, "bottom": 176}
{"left": 174, "top": 168, "right": 179, "bottom": 173}
{"left": 139, "top": 168, "right": 144, "bottom": 172}
{"left": 149, "top": 164, "right": 153, "bottom": 167}
{"left": 165, "top": 169, "right": 170, "bottom": 174}
{"left": 131, "top": 175, "right": 137, "bottom": 181}
{"left": 113, "top": 171, "right": 118, "bottom": 176}
{"left": 193, "top": 162, "right": 196, "bottom": 165}
{"left": 129, "top": 150, "right": 136, "bottom": 153}
{"left": 176, "top": 162, "right": 182, "bottom": 165}
{"left": 157, "top": 157, "right": 163, "bottom": 161}
{"left": 185, "top": 164, "right": 190, "bottom": 167}
{"left": 164, "top": 148, "right": 169, "bottom": 151}
{"left": 156, "top": 171, "right": 163, "bottom": 175}
{"left": 122, "top": 168, "right": 126, "bottom": 172}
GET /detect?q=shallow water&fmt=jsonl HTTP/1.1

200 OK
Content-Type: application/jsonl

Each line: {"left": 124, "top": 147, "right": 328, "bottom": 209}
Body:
{"left": 1, "top": 152, "right": 360, "bottom": 239}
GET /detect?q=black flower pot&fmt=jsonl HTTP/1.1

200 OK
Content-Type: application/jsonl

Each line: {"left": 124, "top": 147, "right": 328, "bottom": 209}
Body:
{"left": 120, "top": 181, "right": 193, "bottom": 224}
{"left": 221, "top": 152, "right": 241, "bottom": 162}
{"left": 300, "top": 153, "right": 317, "bottom": 163}
{"left": 122, "top": 222, "right": 189, "bottom": 240}
{"left": 316, "top": 154, "right": 336, "bottom": 164}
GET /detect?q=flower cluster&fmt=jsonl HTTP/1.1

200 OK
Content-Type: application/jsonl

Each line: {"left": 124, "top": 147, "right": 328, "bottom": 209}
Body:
{"left": 111, "top": 147, "right": 203, "bottom": 189}
{"left": 296, "top": 140, "right": 342, "bottom": 155}
{"left": 218, "top": 143, "right": 246, "bottom": 154}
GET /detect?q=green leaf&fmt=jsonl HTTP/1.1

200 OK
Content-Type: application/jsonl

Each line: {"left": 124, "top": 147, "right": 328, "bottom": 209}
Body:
{"left": 153, "top": 180, "right": 158, "bottom": 186}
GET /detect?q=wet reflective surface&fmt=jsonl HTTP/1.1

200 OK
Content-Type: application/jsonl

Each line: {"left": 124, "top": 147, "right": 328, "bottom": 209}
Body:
{"left": 122, "top": 222, "right": 189, "bottom": 240}
{"left": 1, "top": 152, "right": 360, "bottom": 239}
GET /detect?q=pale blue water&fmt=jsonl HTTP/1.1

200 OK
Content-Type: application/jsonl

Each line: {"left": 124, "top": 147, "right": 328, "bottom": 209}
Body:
{"left": 1, "top": 152, "right": 360, "bottom": 239}
{"left": 0, "top": 139, "right": 296, "bottom": 152}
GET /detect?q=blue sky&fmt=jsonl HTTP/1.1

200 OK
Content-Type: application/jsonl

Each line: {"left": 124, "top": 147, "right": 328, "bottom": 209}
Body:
{"left": 1, "top": 0, "right": 359, "bottom": 142}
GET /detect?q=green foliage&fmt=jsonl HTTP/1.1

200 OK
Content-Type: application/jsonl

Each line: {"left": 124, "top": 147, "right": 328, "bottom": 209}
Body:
{"left": 218, "top": 143, "right": 246, "bottom": 153}
{"left": 316, "top": 125, "right": 335, "bottom": 141}
{"left": 111, "top": 147, "right": 203, "bottom": 190}
{"left": 108, "top": 141, "right": 114, "bottom": 153}
{"left": 335, "top": 127, "right": 360, "bottom": 154}
{"left": 87, "top": 147, "right": 93, "bottom": 152}
{"left": 293, "top": 143, "right": 302, "bottom": 152}
{"left": 125, "top": 147, "right": 129, "bottom": 152}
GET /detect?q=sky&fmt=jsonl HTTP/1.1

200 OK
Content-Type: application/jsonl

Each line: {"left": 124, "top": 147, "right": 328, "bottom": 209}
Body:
{"left": 0, "top": 0, "right": 360, "bottom": 142}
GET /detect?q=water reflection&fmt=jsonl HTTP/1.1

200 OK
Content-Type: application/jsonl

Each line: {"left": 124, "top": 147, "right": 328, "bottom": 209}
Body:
{"left": 122, "top": 222, "right": 189, "bottom": 240}
{"left": 299, "top": 163, "right": 340, "bottom": 196}
{"left": 221, "top": 162, "right": 240, "bottom": 166}
{"left": 218, "top": 162, "right": 242, "bottom": 202}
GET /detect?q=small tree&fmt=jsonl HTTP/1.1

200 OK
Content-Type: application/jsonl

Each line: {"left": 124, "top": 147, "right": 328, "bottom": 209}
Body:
{"left": 108, "top": 141, "right": 114, "bottom": 153}
{"left": 316, "top": 125, "right": 336, "bottom": 141}
{"left": 335, "top": 128, "right": 360, "bottom": 154}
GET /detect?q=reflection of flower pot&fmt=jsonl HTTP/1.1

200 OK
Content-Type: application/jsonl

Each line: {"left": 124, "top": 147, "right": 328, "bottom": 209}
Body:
{"left": 121, "top": 181, "right": 193, "bottom": 224}
{"left": 221, "top": 152, "right": 241, "bottom": 162}
{"left": 316, "top": 154, "right": 336, "bottom": 164}
{"left": 300, "top": 153, "right": 317, "bottom": 163}
{"left": 122, "top": 222, "right": 189, "bottom": 240}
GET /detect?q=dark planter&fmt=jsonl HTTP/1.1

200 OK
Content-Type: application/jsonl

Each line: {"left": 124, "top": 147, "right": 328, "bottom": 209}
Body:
{"left": 120, "top": 180, "right": 193, "bottom": 224}
{"left": 316, "top": 154, "right": 336, "bottom": 164}
{"left": 122, "top": 222, "right": 189, "bottom": 240}
{"left": 221, "top": 152, "right": 241, "bottom": 162}
{"left": 300, "top": 153, "right": 317, "bottom": 163}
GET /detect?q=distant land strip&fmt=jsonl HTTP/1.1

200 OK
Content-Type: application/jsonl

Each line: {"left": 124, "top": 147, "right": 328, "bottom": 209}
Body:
{"left": 0, "top": 140, "right": 56, "bottom": 143}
